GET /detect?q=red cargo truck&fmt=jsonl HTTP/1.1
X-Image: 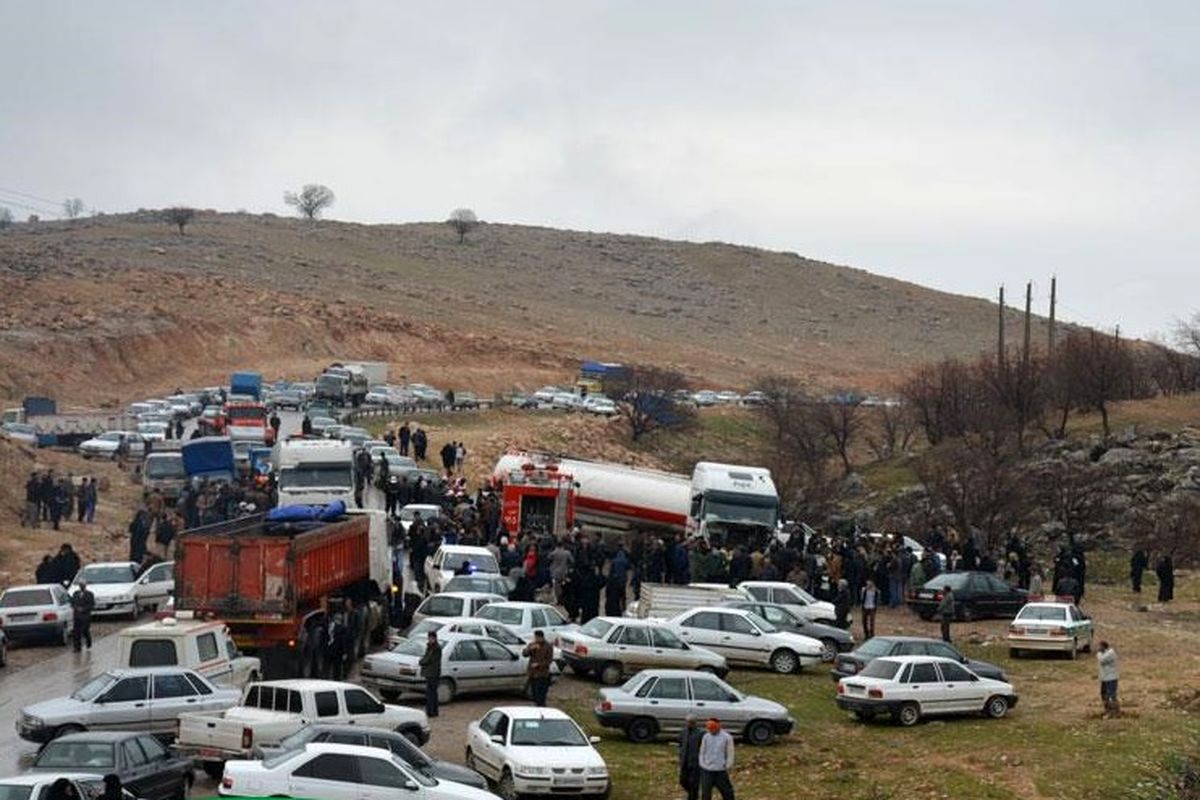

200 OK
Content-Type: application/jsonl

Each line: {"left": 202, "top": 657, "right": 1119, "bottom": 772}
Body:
{"left": 176, "top": 512, "right": 386, "bottom": 678}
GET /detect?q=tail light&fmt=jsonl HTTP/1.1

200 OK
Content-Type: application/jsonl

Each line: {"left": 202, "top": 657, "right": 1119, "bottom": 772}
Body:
{"left": 933, "top": 592, "right": 944, "bottom": 601}
{"left": 600, "top": 700, "right": 612, "bottom": 712}
{"left": 241, "top": 727, "right": 253, "bottom": 749}
{"left": 42, "top": 612, "right": 58, "bottom": 622}
{"left": 574, "top": 644, "right": 588, "bottom": 656}
{"left": 1049, "top": 627, "right": 1068, "bottom": 636}
{"left": 836, "top": 684, "right": 845, "bottom": 695}
{"left": 868, "top": 688, "right": 884, "bottom": 699}
{"left": 221, "top": 777, "right": 233, "bottom": 790}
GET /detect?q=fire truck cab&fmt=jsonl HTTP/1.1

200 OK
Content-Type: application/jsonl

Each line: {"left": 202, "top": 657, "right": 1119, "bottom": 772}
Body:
{"left": 496, "top": 458, "right": 576, "bottom": 536}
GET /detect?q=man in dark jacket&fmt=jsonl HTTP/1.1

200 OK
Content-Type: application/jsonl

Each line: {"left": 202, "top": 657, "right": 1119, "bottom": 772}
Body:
{"left": 937, "top": 584, "right": 957, "bottom": 642}
{"left": 420, "top": 632, "right": 442, "bottom": 718}
{"left": 1130, "top": 550, "right": 1148, "bottom": 593}
{"left": 71, "top": 581, "right": 96, "bottom": 651}
{"left": 678, "top": 715, "right": 704, "bottom": 800}
{"left": 523, "top": 630, "right": 554, "bottom": 707}
{"left": 398, "top": 423, "right": 411, "bottom": 456}
{"left": 35, "top": 555, "right": 55, "bottom": 584}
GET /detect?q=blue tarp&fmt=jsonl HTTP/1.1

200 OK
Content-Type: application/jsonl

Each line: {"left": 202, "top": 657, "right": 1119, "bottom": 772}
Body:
{"left": 182, "top": 437, "right": 235, "bottom": 479}
{"left": 266, "top": 500, "right": 347, "bottom": 522}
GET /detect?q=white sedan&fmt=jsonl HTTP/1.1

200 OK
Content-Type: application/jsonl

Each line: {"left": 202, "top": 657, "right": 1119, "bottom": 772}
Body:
{"left": 465, "top": 706, "right": 610, "bottom": 799}
{"left": 667, "top": 606, "right": 824, "bottom": 673}
{"left": 425, "top": 545, "right": 501, "bottom": 594}
{"left": 1007, "top": 601, "right": 1094, "bottom": 658}
{"left": 1, "top": 422, "right": 39, "bottom": 447}
{"left": 69, "top": 562, "right": 142, "bottom": 618}
{"left": 474, "top": 602, "right": 577, "bottom": 642}
{"left": 836, "top": 655, "right": 1018, "bottom": 726}
{"left": 220, "top": 741, "right": 496, "bottom": 800}
{"left": 77, "top": 431, "right": 147, "bottom": 459}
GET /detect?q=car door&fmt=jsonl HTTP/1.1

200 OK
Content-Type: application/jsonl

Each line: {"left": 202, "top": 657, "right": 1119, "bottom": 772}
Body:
{"left": 689, "top": 676, "right": 743, "bottom": 733}
{"left": 119, "top": 738, "right": 159, "bottom": 800}
{"left": 149, "top": 672, "right": 202, "bottom": 733}
{"left": 343, "top": 687, "right": 389, "bottom": 726}
{"left": 675, "top": 611, "right": 725, "bottom": 655}
{"left": 718, "top": 612, "right": 770, "bottom": 666}
{"left": 649, "top": 626, "right": 694, "bottom": 669}
{"left": 135, "top": 563, "right": 174, "bottom": 611}
{"left": 446, "top": 640, "right": 489, "bottom": 694}
{"left": 903, "top": 661, "right": 949, "bottom": 715}
{"left": 473, "top": 711, "right": 509, "bottom": 780}
{"left": 477, "top": 638, "right": 527, "bottom": 693}
{"left": 936, "top": 660, "right": 988, "bottom": 712}
{"left": 356, "top": 752, "right": 418, "bottom": 800}
{"left": 639, "top": 675, "right": 691, "bottom": 734}
{"left": 613, "top": 624, "right": 654, "bottom": 672}
{"left": 94, "top": 676, "right": 153, "bottom": 732}
{"left": 136, "top": 735, "right": 185, "bottom": 800}
{"left": 290, "top": 752, "right": 362, "bottom": 800}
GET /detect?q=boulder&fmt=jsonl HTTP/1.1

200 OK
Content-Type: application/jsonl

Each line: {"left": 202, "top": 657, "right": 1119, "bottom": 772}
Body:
{"left": 1099, "top": 448, "right": 1141, "bottom": 466}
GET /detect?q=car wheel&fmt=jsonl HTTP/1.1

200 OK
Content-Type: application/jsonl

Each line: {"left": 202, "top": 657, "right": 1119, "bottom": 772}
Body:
{"left": 895, "top": 703, "right": 921, "bottom": 727}
{"left": 437, "top": 678, "right": 456, "bottom": 704}
{"left": 769, "top": 648, "right": 799, "bottom": 674}
{"left": 626, "top": 716, "right": 658, "bottom": 743}
{"left": 819, "top": 639, "right": 838, "bottom": 663}
{"left": 985, "top": 695, "right": 1010, "bottom": 719}
{"left": 599, "top": 661, "right": 624, "bottom": 686}
{"left": 498, "top": 769, "right": 520, "bottom": 800}
{"left": 202, "top": 761, "right": 224, "bottom": 781}
{"left": 744, "top": 720, "right": 775, "bottom": 746}
{"left": 398, "top": 727, "right": 422, "bottom": 746}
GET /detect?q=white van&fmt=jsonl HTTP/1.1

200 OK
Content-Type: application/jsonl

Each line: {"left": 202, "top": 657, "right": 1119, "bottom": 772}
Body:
{"left": 116, "top": 617, "right": 261, "bottom": 689}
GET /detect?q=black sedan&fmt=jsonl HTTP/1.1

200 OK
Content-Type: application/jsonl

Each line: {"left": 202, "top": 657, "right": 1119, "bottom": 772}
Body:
{"left": 907, "top": 571, "right": 1028, "bottom": 621}
{"left": 32, "top": 732, "right": 193, "bottom": 800}
{"left": 723, "top": 601, "right": 855, "bottom": 662}
{"left": 253, "top": 724, "right": 488, "bottom": 790}
{"left": 830, "top": 635, "right": 1006, "bottom": 682}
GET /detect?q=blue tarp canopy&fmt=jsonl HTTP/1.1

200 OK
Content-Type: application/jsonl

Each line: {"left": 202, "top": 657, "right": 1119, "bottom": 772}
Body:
{"left": 182, "top": 437, "right": 235, "bottom": 479}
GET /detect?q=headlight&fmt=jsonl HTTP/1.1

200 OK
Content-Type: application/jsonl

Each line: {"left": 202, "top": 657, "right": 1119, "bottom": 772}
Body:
{"left": 517, "top": 766, "right": 550, "bottom": 776}
{"left": 587, "top": 767, "right": 608, "bottom": 776}
{"left": 114, "top": 595, "right": 133, "bottom": 604}
{"left": 23, "top": 714, "right": 44, "bottom": 728}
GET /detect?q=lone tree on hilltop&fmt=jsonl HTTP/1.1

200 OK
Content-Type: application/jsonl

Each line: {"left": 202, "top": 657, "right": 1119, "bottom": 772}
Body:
{"left": 446, "top": 208, "right": 479, "bottom": 243}
{"left": 63, "top": 198, "right": 84, "bottom": 219}
{"left": 162, "top": 206, "right": 196, "bottom": 235}
{"left": 0, "top": 207, "right": 12, "bottom": 229}
{"left": 284, "top": 184, "right": 335, "bottom": 220}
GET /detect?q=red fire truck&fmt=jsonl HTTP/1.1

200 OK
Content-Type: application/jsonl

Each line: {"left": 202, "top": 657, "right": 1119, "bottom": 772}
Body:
{"left": 495, "top": 456, "right": 576, "bottom": 536}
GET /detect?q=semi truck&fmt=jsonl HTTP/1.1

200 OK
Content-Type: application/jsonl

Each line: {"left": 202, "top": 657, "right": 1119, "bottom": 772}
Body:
{"left": 492, "top": 451, "right": 781, "bottom": 548}
{"left": 273, "top": 438, "right": 355, "bottom": 507}
{"left": 174, "top": 507, "right": 392, "bottom": 679}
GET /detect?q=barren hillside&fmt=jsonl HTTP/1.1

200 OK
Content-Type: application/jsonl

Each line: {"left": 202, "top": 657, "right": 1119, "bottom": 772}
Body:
{"left": 0, "top": 212, "right": 1051, "bottom": 403}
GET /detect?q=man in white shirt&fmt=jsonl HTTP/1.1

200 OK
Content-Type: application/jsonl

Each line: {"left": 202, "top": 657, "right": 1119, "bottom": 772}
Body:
{"left": 697, "top": 718, "right": 735, "bottom": 800}
{"left": 1097, "top": 640, "right": 1119, "bottom": 717}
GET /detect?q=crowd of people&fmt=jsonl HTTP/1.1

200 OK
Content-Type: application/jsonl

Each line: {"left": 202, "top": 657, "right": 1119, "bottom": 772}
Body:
{"left": 22, "top": 471, "right": 98, "bottom": 529}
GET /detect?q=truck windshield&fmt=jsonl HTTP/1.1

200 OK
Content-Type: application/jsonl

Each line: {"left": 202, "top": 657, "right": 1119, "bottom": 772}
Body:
{"left": 279, "top": 465, "right": 353, "bottom": 489}
{"left": 227, "top": 407, "right": 265, "bottom": 421}
{"left": 317, "top": 375, "right": 347, "bottom": 390}
{"left": 701, "top": 491, "right": 778, "bottom": 527}
{"left": 145, "top": 457, "right": 186, "bottom": 479}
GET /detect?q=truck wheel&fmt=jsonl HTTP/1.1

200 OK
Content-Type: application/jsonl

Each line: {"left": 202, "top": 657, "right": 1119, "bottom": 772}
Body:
{"left": 202, "top": 761, "right": 224, "bottom": 781}
{"left": 599, "top": 662, "right": 623, "bottom": 686}
{"left": 437, "top": 679, "right": 456, "bottom": 705}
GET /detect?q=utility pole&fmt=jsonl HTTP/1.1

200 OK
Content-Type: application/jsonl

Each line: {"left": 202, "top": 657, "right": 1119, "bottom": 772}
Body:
{"left": 1048, "top": 276, "right": 1057, "bottom": 353}
{"left": 998, "top": 285, "right": 1006, "bottom": 367}
{"left": 1023, "top": 281, "right": 1033, "bottom": 370}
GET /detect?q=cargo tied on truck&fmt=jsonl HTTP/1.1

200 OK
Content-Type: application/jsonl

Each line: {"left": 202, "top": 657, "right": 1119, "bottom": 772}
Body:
{"left": 174, "top": 503, "right": 392, "bottom": 679}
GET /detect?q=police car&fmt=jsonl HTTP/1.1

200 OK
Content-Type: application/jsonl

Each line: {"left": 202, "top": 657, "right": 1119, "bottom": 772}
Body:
{"left": 1007, "top": 600, "right": 1094, "bottom": 658}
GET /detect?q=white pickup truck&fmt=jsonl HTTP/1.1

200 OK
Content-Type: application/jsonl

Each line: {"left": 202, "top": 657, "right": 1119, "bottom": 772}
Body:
{"left": 173, "top": 679, "right": 429, "bottom": 779}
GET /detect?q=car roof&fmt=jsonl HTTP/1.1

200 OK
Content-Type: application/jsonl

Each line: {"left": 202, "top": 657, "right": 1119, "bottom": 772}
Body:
{"left": 424, "top": 592, "right": 505, "bottom": 601}
{"left": 303, "top": 742, "right": 396, "bottom": 757}
{"left": 488, "top": 706, "right": 572, "bottom": 720}
{"left": 2, "top": 583, "right": 61, "bottom": 593}
{"left": 875, "top": 655, "right": 963, "bottom": 665}
{"left": 862, "top": 635, "right": 940, "bottom": 644}
{"left": 485, "top": 601, "right": 558, "bottom": 610}
{"left": 251, "top": 679, "right": 355, "bottom": 691}
{"left": 627, "top": 669, "right": 719, "bottom": 679}
{"left": 436, "top": 544, "right": 492, "bottom": 555}
{"left": 436, "top": 632, "right": 495, "bottom": 644}
{"left": 1019, "top": 601, "right": 1075, "bottom": 609}
{"left": 52, "top": 731, "right": 145, "bottom": 742}
{"left": 94, "top": 666, "right": 201, "bottom": 678}
{"left": 0, "top": 774, "right": 104, "bottom": 786}
{"left": 81, "top": 561, "right": 139, "bottom": 569}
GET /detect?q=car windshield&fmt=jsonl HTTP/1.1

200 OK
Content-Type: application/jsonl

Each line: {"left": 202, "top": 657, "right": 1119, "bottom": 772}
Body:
{"left": 510, "top": 718, "right": 588, "bottom": 746}
{"left": 145, "top": 456, "right": 186, "bottom": 479}
{"left": 855, "top": 638, "right": 896, "bottom": 658}
{"left": 578, "top": 618, "right": 614, "bottom": 639}
{"left": 0, "top": 785, "right": 34, "bottom": 800}
{"left": 406, "top": 620, "right": 446, "bottom": 638}
{"left": 36, "top": 741, "right": 115, "bottom": 769}
{"left": 0, "top": 588, "right": 52, "bottom": 607}
{"left": 446, "top": 554, "right": 499, "bottom": 574}
{"left": 925, "top": 573, "right": 969, "bottom": 591}
{"left": 744, "top": 612, "right": 777, "bottom": 633}
{"left": 1017, "top": 606, "right": 1068, "bottom": 621}
{"left": 390, "top": 639, "right": 427, "bottom": 656}
{"left": 80, "top": 564, "right": 135, "bottom": 584}
{"left": 859, "top": 659, "right": 903, "bottom": 680}
{"left": 278, "top": 465, "right": 353, "bottom": 489}
{"left": 72, "top": 672, "right": 116, "bottom": 701}
{"left": 477, "top": 605, "right": 523, "bottom": 625}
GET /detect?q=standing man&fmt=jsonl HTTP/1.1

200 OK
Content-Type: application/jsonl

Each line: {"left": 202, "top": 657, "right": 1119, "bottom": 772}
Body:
{"left": 419, "top": 631, "right": 442, "bottom": 718}
{"left": 1097, "top": 640, "right": 1119, "bottom": 717}
{"left": 678, "top": 716, "right": 704, "bottom": 800}
{"left": 1156, "top": 555, "right": 1175, "bottom": 603}
{"left": 398, "top": 423, "right": 411, "bottom": 457}
{"left": 24, "top": 472, "right": 40, "bottom": 528}
{"left": 268, "top": 410, "right": 281, "bottom": 443}
{"left": 698, "top": 718, "right": 735, "bottom": 800}
{"left": 860, "top": 579, "right": 878, "bottom": 640}
{"left": 70, "top": 580, "right": 95, "bottom": 651}
{"left": 1129, "top": 549, "right": 1148, "bottom": 593}
{"left": 522, "top": 630, "right": 554, "bottom": 707}
{"left": 937, "top": 583, "right": 956, "bottom": 643}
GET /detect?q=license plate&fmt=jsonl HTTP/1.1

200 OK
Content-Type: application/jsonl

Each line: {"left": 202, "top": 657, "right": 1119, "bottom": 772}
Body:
{"left": 7, "top": 613, "right": 35, "bottom": 622}
{"left": 918, "top": 591, "right": 934, "bottom": 599}
{"left": 555, "top": 780, "right": 584, "bottom": 788}
{"left": 199, "top": 748, "right": 220, "bottom": 759}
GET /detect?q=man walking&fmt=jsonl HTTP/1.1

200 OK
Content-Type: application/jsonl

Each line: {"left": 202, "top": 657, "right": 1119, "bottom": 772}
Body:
{"left": 523, "top": 629, "right": 554, "bottom": 707}
{"left": 1129, "top": 550, "right": 1148, "bottom": 593}
{"left": 678, "top": 716, "right": 704, "bottom": 800}
{"left": 698, "top": 718, "right": 735, "bottom": 800}
{"left": 937, "top": 583, "right": 956, "bottom": 643}
{"left": 70, "top": 580, "right": 95, "bottom": 651}
{"left": 1097, "top": 640, "right": 1119, "bottom": 717}
{"left": 860, "top": 579, "right": 878, "bottom": 640}
{"left": 419, "top": 631, "right": 442, "bottom": 718}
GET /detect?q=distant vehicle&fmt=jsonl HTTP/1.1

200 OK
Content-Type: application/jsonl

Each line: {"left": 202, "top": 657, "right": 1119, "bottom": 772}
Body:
{"left": 715, "top": 391, "right": 742, "bottom": 404}
{"left": 424, "top": 545, "right": 501, "bottom": 594}
{"left": 199, "top": 405, "right": 227, "bottom": 435}
{"left": 0, "top": 584, "right": 73, "bottom": 645}
{"left": 907, "top": 572, "right": 1028, "bottom": 621}
{"left": 230, "top": 371, "right": 264, "bottom": 402}
{"left": 143, "top": 452, "right": 187, "bottom": 501}
{"left": 450, "top": 391, "right": 480, "bottom": 410}
{"left": 835, "top": 656, "right": 1017, "bottom": 726}
{"left": 509, "top": 394, "right": 538, "bottom": 409}
{"left": 31, "top": 731, "right": 195, "bottom": 800}
{"left": 737, "top": 581, "right": 839, "bottom": 625}
{"left": 17, "top": 667, "right": 240, "bottom": 743}
{"left": 595, "top": 668, "right": 793, "bottom": 745}
{"left": 116, "top": 617, "right": 261, "bottom": 689}
{"left": 581, "top": 396, "right": 618, "bottom": 416}
{"left": 830, "top": 636, "right": 1006, "bottom": 682}
{"left": 364, "top": 386, "right": 409, "bottom": 406}
{"left": 250, "top": 725, "right": 488, "bottom": 790}
{"left": 396, "top": 503, "right": 441, "bottom": 533}
{"left": 394, "top": 617, "right": 530, "bottom": 652}
{"left": 219, "top": 741, "right": 494, "bottom": 800}
{"left": 78, "top": 431, "right": 146, "bottom": 459}
{"left": 557, "top": 617, "right": 727, "bottom": 684}
{"left": 667, "top": 606, "right": 824, "bottom": 674}
{"left": 411, "top": 593, "right": 505, "bottom": 625}
{"left": 741, "top": 390, "right": 767, "bottom": 406}
{"left": 550, "top": 391, "right": 582, "bottom": 411}
{"left": 361, "top": 631, "right": 551, "bottom": 704}
{"left": 1007, "top": 601, "right": 1094, "bottom": 658}
{"left": 224, "top": 402, "right": 274, "bottom": 445}
{"left": 721, "top": 601, "right": 854, "bottom": 662}
{"left": 442, "top": 574, "right": 515, "bottom": 598}
{"left": 690, "top": 390, "right": 719, "bottom": 407}
{"left": 532, "top": 386, "right": 559, "bottom": 404}
{"left": 271, "top": 389, "right": 304, "bottom": 410}
{"left": 405, "top": 383, "right": 444, "bottom": 405}
{"left": 1, "top": 421, "right": 39, "bottom": 447}
{"left": 337, "top": 426, "right": 370, "bottom": 446}
{"left": 308, "top": 415, "right": 338, "bottom": 435}
{"left": 473, "top": 602, "right": 576, "bottom": 642}
{"left": 464, "top": 707, "right": 610, "bottom": 799}
{"left": 68, "top": 562, "right": 142, "bottom": 619}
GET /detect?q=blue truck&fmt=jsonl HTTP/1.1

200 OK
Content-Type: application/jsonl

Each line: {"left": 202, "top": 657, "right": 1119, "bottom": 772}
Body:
{"left": 229, "top": 371, "right": 263, "bottom": 401}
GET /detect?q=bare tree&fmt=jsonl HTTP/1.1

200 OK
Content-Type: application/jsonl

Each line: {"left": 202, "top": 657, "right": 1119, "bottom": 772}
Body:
{"left": 864, "top": 402, "right": 917, "bottom": 459}
{"left": 26, "top": 214, "right": 39, "bottom": 224}
{"left": 900, "top": 359, "right": 980, "bottom": 445}
{"left": 62, "top": 198, "right": 84, "bottom": 219}
{"left": 1033, "top": 460, "right": 1114, "bottom": 548}
{"left": 608, "top": 365, "right": 695, "bottom": 442}
{"left": 1175, "top": 313, "right": 1200, "bottom": 359}
{"left": 1057, "top": 329, "right": 1133, "bottom": 438}
{"left": 446, "top": 208, "right": 479, "bottom": 244}
{"left": 752, "top": 375, "right": 839, "bottom": 514}
{"left": 162, "top": 206, "right": 196, "bottom": 235}
{"left": 283, "top": 184, "right": 335, "bottom": 220}
{"left": 0, "top": 207, "right": 12, "bottom": 229}
{"left": 914, "top": 441, "right": 1029, "bottom": 551}
{"left": 816, "top": 392, "right": 862, "bottom": 476}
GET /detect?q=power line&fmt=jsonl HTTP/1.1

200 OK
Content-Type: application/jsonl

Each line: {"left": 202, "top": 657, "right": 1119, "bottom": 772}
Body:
{"left": 0, "top": 196, "right": 59, "bottom": 217}
{"left": 0, "top": 185, "right": 61, "bottom": 206}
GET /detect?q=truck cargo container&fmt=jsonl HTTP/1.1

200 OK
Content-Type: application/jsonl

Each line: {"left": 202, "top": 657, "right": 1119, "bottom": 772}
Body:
{"left": 229, "top": 371, "right": 263, "bottom": 401}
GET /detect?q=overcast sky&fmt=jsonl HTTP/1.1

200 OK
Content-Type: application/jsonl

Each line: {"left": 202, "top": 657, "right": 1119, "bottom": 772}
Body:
{"left": 1, "top": 2, "right": 1196, "bottom": 338}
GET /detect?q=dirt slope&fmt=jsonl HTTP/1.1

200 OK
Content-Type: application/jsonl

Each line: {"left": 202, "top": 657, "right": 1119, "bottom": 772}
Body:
{"left": 0, "top": 212, "right": 1052, "bottom": 403}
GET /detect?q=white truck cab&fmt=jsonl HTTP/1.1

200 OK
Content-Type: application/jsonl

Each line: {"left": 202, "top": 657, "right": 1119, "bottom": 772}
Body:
{"left": 116, "top": 617, "right": 261, "bottom": 690}
{"left": 273, "top": 439, "right": 355, "bottom": 507}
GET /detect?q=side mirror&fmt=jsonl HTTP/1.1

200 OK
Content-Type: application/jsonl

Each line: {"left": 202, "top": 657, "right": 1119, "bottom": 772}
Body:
{"left": 589, "top": 736, "right": 601, "bottom": 744}
{"left": 490, "top": 734, "right": 504, "bottom": 745}
{"left": 402, "top": 780, "right": 420, "bottom": 791}
{"left": 750, "top": 630, "right": 761, "bottom": 637}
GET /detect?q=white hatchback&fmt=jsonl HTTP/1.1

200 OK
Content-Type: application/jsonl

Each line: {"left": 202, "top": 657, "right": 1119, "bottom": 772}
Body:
{"left": 69, "top": 562, "right": 142, "bottom": 618}
{"left": 465, "top": 707, "right": 609, "bottom": 799}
